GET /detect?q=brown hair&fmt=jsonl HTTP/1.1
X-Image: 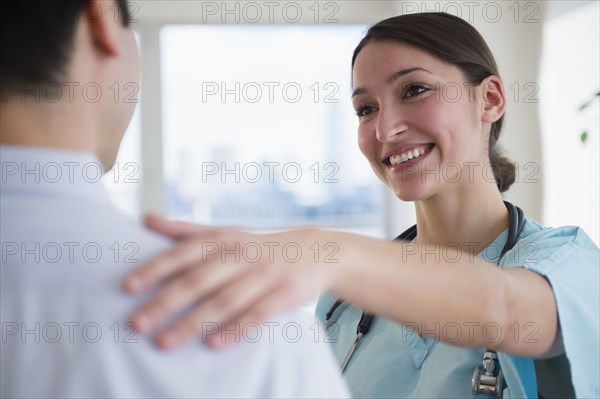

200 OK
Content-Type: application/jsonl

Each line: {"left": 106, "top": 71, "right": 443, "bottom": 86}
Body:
{"left": 352, "top": 12, "right": 515, "bottom": 192}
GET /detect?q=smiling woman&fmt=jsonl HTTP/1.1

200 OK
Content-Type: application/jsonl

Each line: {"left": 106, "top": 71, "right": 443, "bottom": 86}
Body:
{"left": 352, "top": 41, "right": 501, "bottom": 210}
{"left": 123, "top": 12, "right": 599, "bottom": 399}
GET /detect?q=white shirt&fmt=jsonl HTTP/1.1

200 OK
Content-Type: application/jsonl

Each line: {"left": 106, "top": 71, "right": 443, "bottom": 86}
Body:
{"left": 0, "top": 145, "right": 350, "bottom": 399}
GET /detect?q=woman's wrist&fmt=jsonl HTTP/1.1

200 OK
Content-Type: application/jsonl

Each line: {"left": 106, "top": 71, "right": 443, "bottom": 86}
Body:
{"left": 320, "top": 230, "right": 370, "bottom": 300}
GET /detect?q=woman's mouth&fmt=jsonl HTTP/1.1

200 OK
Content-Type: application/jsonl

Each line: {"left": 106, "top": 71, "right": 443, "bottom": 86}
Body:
{"left": 384, "top": 144, "right": 435, "bottom": 170}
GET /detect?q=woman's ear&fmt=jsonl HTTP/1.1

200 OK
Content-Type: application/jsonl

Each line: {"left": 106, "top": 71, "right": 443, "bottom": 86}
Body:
{"left": 480, "top": 75, "right": 506, "bottom": 124}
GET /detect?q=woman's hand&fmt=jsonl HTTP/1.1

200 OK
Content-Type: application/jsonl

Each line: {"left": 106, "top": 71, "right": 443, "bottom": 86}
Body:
{"left": 123, "top": 214, "right": 343, "bottom": 350}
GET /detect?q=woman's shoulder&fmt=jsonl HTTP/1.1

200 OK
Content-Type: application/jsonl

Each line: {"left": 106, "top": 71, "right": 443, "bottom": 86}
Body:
{"left": 511, "top": 222, "right": 599, "bottom": 399}
{"left": 518, "top": 218, "right": 597, "bottom": 251}
{"left": 501, "top": 218, "right": 599, "bottom": 274}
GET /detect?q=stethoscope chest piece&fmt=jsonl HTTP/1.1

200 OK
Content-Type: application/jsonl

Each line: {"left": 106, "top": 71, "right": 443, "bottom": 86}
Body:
{"left": 471, "top": 351, "right": 505, "bottom": 399}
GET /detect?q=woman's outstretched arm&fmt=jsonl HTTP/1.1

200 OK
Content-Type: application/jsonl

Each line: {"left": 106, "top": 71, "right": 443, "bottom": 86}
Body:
{"left": 123, "top": 214, "right": 558, "bottom": 358}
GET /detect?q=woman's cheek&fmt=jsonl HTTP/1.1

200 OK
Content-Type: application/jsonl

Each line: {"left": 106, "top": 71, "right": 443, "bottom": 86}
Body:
{"left": 412, "top": 102, "right": 439, "bottom": 128}
{"left": 357, "top": 125, "right": 376, "bottom": 161}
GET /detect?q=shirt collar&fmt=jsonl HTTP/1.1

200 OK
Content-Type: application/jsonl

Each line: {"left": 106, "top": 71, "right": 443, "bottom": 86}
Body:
{"left": 1, "top": 145, "right": 112, "bottom": 205}
{"left": 478, "top": 229, "right": 509, "bottom": 264}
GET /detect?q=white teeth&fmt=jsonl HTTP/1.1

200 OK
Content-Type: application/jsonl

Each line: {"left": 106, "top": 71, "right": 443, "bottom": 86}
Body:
{"left": 389, "top": 146, "right": 428, "bottom": 166}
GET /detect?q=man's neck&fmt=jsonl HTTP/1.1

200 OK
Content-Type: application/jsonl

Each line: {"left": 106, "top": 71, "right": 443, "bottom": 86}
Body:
{"left": 0, "top": 100, "right": 102, "bottom": 165}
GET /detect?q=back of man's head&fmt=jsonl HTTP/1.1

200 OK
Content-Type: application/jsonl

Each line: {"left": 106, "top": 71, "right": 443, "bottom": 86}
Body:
{"left": 0, "top": 0, "right": 138, "bottom": 170}
{"left": 1, "top": 1, "right": 130, "bottom": 87}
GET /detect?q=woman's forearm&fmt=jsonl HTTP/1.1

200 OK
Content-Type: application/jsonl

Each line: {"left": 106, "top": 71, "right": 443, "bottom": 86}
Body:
{"left": 323, "top": 230, "right": 558, "bottom": 358}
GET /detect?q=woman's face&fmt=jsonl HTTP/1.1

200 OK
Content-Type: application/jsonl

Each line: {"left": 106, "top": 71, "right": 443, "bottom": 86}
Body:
{"left": 352, "top": 41, "right": 490, "bottom": 202}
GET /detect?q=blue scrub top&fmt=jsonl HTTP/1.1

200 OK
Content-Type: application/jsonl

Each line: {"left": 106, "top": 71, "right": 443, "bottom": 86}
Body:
{"left": 315, "top": 218, "right": 599, "bottom": 398}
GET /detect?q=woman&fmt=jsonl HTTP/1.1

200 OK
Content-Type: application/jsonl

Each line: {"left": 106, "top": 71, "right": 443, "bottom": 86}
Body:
{"left": 123, "top": 13, "right": 599, "bottom": 398}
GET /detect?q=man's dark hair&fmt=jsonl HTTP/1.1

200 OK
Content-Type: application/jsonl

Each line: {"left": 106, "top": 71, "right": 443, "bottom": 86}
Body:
{"left": 0, "top": 1, "right": 131, "bottom": 86}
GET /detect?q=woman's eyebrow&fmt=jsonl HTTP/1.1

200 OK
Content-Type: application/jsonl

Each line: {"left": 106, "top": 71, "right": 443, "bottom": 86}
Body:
{"left": 352, "top": 67, "right": 432, "bottom": 98}
{"left": 386, "top": 67, "right": 431, "bottom": 83}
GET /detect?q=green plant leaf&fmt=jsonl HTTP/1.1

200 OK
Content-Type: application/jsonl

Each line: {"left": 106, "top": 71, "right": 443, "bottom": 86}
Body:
{"left": 578, "top": 91, "right": 600, "bottom": 111}
{"left": 577, "top": 90, "right": 597, "bottom": 143}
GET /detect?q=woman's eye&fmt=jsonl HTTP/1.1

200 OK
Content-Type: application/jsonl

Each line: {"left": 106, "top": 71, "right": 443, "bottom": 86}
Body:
{"left": 355, "top": 104, "right": 377, "bottom": 118}
{"left": 404, "top": 84, "right": 429, "bottom": 99}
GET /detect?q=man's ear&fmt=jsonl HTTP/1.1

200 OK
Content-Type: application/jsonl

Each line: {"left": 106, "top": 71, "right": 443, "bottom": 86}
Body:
{"left": 480, "top": 75, "right": 506, "bottom": 124}
{"left": 86, "top": 0, "right": 121, "bottom": 57}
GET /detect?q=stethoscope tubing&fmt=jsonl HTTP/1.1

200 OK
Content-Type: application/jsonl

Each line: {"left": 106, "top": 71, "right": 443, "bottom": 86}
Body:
{"left": 324, "top": 201, "right": 525, "bottom": 374}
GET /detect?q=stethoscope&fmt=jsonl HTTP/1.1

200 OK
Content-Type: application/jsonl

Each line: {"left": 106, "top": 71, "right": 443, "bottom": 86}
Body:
{"left": 324, "top": 201, "right": 525, "bottom": 398}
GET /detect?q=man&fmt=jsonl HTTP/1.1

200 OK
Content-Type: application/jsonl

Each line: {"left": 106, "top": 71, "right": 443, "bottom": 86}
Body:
{"left": 0, "top": 1, "right": 349, "bottom": 397}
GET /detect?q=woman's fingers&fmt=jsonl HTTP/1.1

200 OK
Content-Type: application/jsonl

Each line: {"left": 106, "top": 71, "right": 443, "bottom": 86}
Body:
{"left": 124, "top": 216, "right": 227, "bottom": 294}
{"left": 129, "top": 256, "right": 244, "bottom": 333}
{"left": 206, "top": 282, "right": 305, "bottom": 349}
{"left": 153, "top": 261, "right": 282, "bottom": 349}
{"left": 123, "top": 236, "right": 214, "bottom": 293}
{"left": 144, "top": 213, "right": 212, "bottom": 240}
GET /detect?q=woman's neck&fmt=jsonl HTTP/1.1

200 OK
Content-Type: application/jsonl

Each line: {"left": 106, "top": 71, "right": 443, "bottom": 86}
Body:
{"left": 414, "top": 182, "right": 509, "bottom": 255}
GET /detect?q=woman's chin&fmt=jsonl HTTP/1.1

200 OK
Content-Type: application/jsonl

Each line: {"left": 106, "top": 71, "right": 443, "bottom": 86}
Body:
{"left": 390, "top": 184, "right": 430, "bottom": 202}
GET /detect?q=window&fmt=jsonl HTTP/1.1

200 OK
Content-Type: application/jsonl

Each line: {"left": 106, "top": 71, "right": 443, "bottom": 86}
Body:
{"left": 540, "top": 1, "right": 599, "bottom": 245}
{"left": 160, "top": 25, "right": 386, "bottom": 237}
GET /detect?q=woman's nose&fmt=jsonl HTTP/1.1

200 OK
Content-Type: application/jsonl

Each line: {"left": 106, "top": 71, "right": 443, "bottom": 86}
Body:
{"left": 375, "top": 106, "right": 407, "bottom": 142}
